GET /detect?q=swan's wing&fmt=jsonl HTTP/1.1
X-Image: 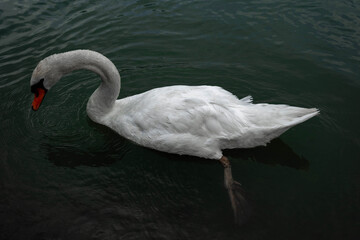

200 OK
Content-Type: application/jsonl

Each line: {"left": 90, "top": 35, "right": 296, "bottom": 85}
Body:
{"left": 125, "top": 86, "right": 250, "bottom": 139}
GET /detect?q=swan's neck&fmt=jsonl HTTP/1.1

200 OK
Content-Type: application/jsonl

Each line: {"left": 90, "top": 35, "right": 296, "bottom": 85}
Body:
{"left": 51, "top": 50, "right": 121, "bottom": 122}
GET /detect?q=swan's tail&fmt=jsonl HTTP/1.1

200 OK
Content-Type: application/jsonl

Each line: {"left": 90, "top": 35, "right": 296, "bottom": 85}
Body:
{"left": 245, "top": 103, "right": 319, "bottom": 129}
{"left": 278, "top": 106, "right": 319, "bottom": 128}
{"left": 236, "top": 104, "right": 319, "bottom": 148}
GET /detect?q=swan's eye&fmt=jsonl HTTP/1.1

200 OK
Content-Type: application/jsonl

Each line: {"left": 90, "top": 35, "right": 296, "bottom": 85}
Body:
{"left": 31, "top": 79, "right": 47, "bottom": 96}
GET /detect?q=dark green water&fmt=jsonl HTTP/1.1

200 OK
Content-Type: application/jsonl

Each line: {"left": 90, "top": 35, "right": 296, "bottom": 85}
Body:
{"left": 1, "top": 0, "right": 359, "bottom": 239}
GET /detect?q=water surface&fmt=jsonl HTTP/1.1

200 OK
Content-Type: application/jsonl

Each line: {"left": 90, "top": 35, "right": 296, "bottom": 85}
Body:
{"left": 0, "top": 0, "right": 359, "bottom": 239}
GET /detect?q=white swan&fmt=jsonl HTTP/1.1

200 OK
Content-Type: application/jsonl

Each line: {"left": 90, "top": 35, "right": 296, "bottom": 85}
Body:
{"left": 30, "top": 50, "right": 319, "bottom": 224}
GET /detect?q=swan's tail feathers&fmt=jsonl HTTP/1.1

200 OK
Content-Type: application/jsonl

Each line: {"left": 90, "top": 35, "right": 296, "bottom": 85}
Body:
{"left": 282, "top": 107, "right": 319, "bottom": 128}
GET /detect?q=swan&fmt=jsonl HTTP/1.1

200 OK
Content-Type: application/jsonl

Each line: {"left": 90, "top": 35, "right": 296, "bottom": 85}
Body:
{"left": 30, "top": 50, "right": 319, "bottom": 224}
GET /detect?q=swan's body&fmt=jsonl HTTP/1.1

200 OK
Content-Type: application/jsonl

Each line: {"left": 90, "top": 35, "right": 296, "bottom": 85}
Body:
{"left": 105, "top": 85, "right": 317, "bottom": 159}
{"left": 30, "top": 50, "right": 319, "bottom": 224}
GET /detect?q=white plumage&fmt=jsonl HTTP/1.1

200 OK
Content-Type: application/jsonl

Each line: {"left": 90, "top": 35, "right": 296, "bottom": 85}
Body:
{"left": 105, "top": 85, "right": 318, "bottom": 159}
{"left": 30, "top": 49, "right": 319, "bottom": 161}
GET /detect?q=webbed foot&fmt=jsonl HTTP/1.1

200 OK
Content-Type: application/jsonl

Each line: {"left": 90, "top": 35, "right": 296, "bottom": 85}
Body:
{"left": 219, "top": 156, "right": 251, "bottom": 225}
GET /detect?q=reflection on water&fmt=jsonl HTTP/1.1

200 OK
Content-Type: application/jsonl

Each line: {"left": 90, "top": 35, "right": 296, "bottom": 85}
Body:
{"left": 45, "top": 144, "right": 125, "bottom": 167}
{"left": 45, "top": 132, "right": 308, "bottom": 170}
{"left": 43, "top": 122, "right": 309, "bottom": 227}
{"left": 225, "top": 138, "right": 309, "bottom": 170}
{"left": 44, "top": 120, "right": 130, "bottom": 167}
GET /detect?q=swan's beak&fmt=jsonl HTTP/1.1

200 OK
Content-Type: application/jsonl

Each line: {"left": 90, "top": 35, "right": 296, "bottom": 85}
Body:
{"left": 32, "top": 88, "right": 46, "bottom": 111}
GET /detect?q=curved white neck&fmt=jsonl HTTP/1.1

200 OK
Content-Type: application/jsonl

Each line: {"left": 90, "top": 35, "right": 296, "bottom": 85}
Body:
{"left": 50, "top": 50, "right": 121, "bottom": 122}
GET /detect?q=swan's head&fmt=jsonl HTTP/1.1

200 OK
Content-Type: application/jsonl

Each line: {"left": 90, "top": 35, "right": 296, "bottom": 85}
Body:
{"left": 30, "top": 56, "right": 62, "bottom": 111}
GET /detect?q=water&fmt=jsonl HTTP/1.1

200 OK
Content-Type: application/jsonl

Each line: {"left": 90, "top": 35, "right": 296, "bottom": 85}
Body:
{"left": 0, "top": 0, "right": 359, "bottom": 239}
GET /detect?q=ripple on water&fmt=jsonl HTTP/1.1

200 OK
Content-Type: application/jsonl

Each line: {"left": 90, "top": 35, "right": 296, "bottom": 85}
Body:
{"left": 0, "top": 0, "right": 359, "bottom": 239}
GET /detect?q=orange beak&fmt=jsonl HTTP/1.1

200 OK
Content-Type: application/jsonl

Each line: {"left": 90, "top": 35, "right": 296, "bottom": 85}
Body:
{"left": 32, "top": 88, "right": 46, "bottom": 111}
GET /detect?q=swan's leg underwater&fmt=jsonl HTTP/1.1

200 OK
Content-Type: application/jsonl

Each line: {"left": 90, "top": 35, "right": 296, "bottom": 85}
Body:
{"left": 219, "top": 156, "right": 250, "bottom": 225}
